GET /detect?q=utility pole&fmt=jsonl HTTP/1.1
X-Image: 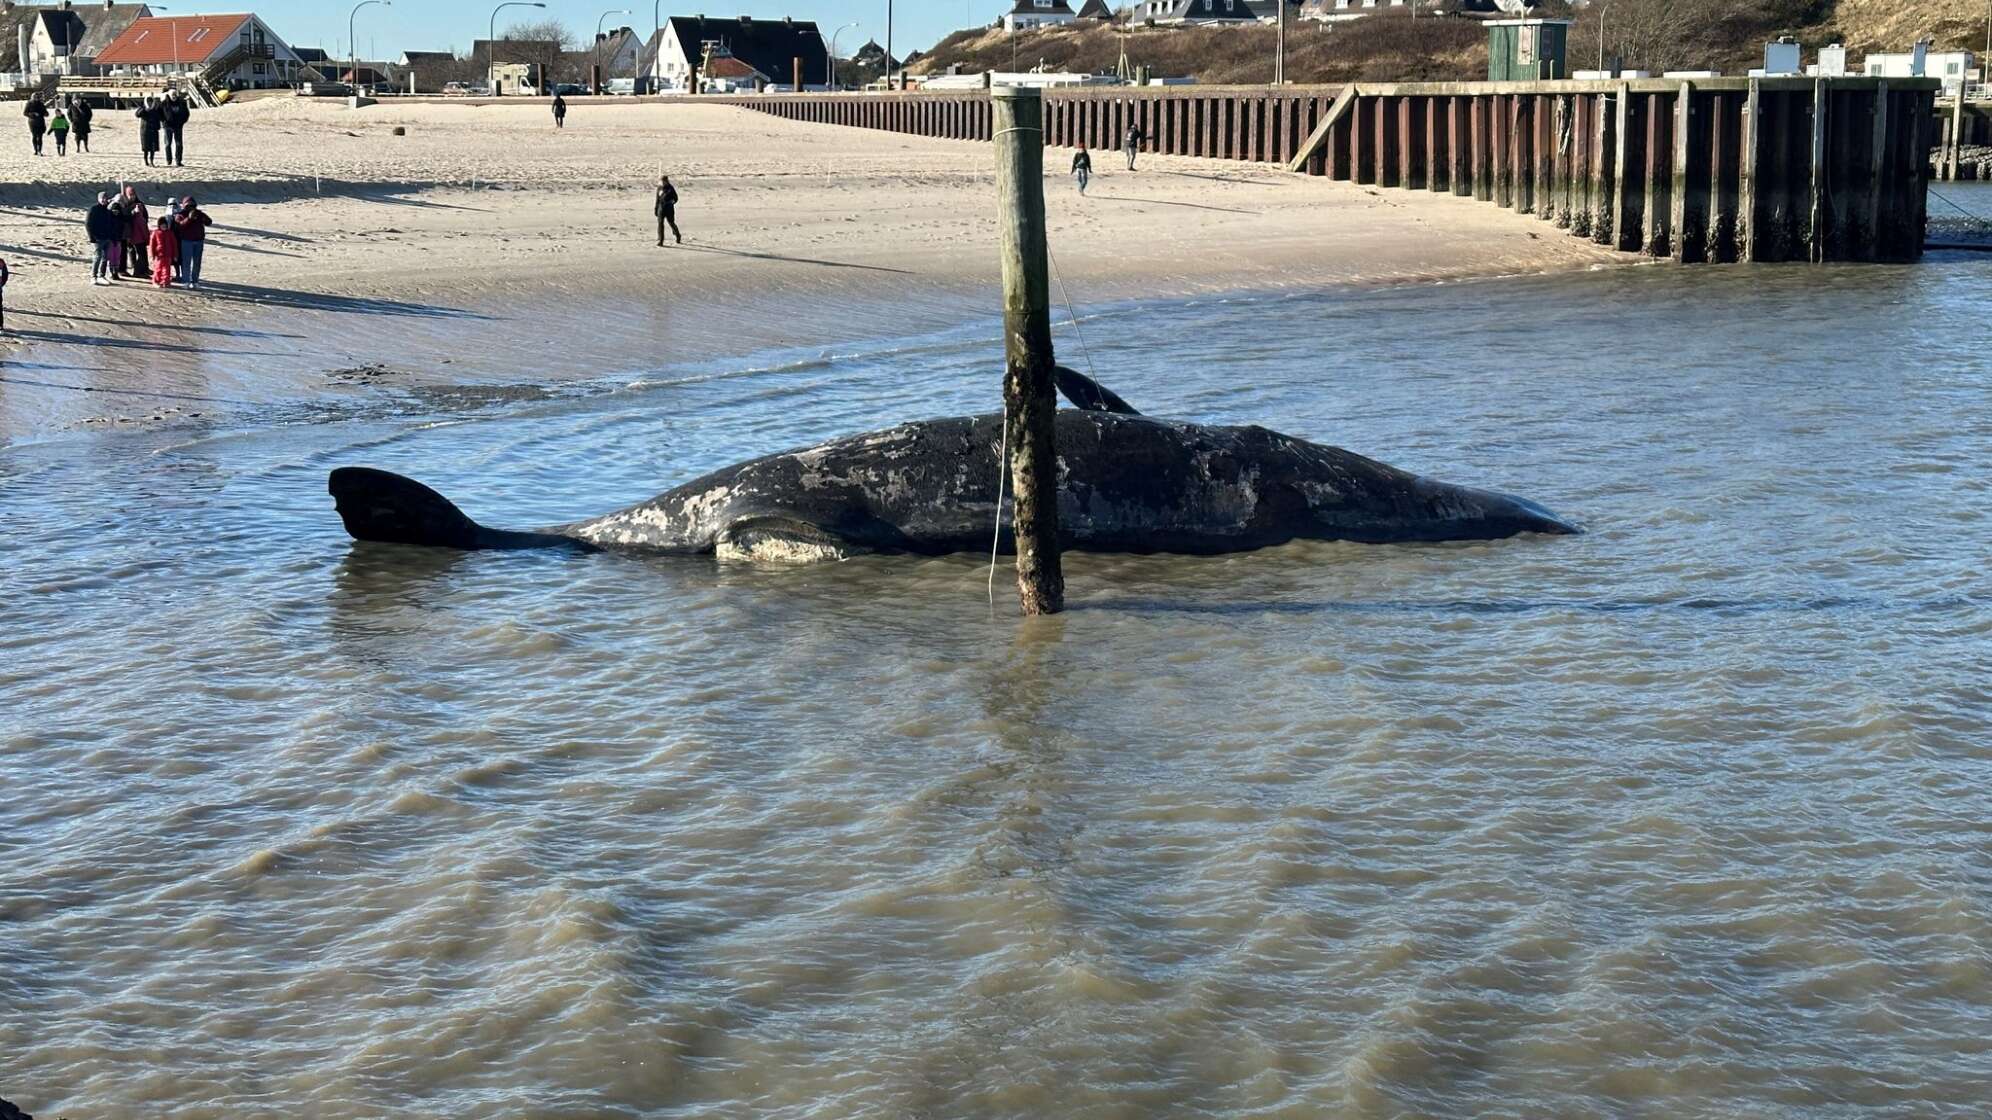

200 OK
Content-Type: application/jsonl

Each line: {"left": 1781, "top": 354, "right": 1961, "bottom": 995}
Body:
{"left": 885, "top": 0, "right": 893, "bottom": 90}
{"left": 990, "top": 86, "right": 1065, "bottom": 616}
{"left": 1276, "top": 0, "right": 1286, "bottom": 86}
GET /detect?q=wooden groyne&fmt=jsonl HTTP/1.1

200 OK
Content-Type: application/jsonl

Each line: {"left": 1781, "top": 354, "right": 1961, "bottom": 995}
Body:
{"left": 723, "top": 77, "right": 1939, "bottom": 264}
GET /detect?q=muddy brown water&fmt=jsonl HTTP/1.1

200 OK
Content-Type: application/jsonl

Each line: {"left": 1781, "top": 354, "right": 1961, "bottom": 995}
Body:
{"left": 5, "top": 203, "right": 1992, "bottom": 1116}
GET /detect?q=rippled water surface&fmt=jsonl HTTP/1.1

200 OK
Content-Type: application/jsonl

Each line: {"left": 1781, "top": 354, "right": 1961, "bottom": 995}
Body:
{"left": 6, "top": 208, "right": 1992, "bottom": 1117}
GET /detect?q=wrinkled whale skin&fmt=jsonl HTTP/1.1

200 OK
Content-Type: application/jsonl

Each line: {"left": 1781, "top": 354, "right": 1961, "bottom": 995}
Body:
{"left": 330, "top": 409, "right": 1576, "bottom": 562}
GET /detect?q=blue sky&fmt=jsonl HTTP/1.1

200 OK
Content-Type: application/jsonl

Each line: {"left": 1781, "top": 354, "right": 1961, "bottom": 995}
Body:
{"left": 254, "top": 1, "right": 1013, "bottom": 60}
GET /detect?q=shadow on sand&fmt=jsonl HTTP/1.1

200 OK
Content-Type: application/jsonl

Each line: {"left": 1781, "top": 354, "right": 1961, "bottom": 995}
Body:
{"left": 190, "top": 281, "right": 495, "bottom": 320}
{"left": 10, "top": 309, "right": 308, "bottom": 340}
{"left": 671, "top": 242, "right": 916, "bottom": 275}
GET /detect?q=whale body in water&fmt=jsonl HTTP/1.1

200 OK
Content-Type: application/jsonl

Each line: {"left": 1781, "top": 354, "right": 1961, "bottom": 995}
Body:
{"left": 329, "top": 370, "right": 1577, "bottom": 561}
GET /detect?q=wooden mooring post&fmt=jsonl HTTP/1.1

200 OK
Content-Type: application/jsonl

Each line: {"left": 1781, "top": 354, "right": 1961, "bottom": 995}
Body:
{"left": 991, "top": 86, "right": 1065, "bottom": 616}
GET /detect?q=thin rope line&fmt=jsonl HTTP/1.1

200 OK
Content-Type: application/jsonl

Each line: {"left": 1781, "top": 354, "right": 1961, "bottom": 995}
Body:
{"left": 1046, "top": 242, "right": 1099, "bottom": 381}
{"left": 1928, "top": 183, "right": 1992, "bottom": 231}
{"left": 992, "top": 126, "right": 1042, "bottom": 138}
{"left": 988, "top": 402, "right": 1009, "bottom": 605}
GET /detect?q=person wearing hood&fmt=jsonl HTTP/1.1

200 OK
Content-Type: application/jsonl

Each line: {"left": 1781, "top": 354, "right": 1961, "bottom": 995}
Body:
{"left": 69, "top": 97, "right": 94, "bottom": 153}
{"left": 24, "top": 96, "right": 48, "bottom": 156}
{"left": 655, "top": 175, "right": 681, "bottom": 246}
{"left": 135, "top": 98, "right": 165, "bottom": 166}
{"left": 171, "top": 196, "right": 212, "bottom": 289}
{"left": 86, "top": 192, "right": 123, "bottom": 286}
{"left": 162, "top": 93, "right": 191, "bottom": 167}
{"left": 49, "top": 106, "right": 69, "bottom": 156}
{"left": 552, "top": 94, "right": 567, "bottom": 129}
{"left": 149, "top": 216, "right": 179, "bottom": 289}
{"left": 123, "top": 187, "right": 151, "bottom": 279}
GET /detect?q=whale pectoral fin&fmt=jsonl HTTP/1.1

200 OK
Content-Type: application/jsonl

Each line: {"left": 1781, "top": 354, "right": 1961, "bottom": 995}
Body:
{"left": 714, "top": 517, "right": 864, "bottom": 564}
{"left": 329, "top": 467, "right": 579, "bottom": 551}
{"left": 1054, "top": 365, "right": 1141, "bottom": 415}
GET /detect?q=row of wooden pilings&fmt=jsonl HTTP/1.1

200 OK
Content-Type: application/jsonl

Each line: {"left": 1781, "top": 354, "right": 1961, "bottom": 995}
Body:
{"left": 724, "top": 77, "right": 1939, "bottom": 264}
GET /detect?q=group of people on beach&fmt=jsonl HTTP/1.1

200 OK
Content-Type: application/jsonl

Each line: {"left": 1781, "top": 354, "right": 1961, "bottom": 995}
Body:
{"left": 1069, "top": 124, "right": 1147, "bottom": 196}
{"left": 22, "top": 94, "right": 93, "bottom": 156}
{"left": 22, "top": 91, "right": 191, "bottom": 165}
{"left": 84, "top": 188, "right": 212, "bottom": 289}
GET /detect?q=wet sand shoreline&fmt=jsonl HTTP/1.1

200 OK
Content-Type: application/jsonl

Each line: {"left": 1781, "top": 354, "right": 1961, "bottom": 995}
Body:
{"left": 0, "top": 98, "right": 1630, "bottom": 442}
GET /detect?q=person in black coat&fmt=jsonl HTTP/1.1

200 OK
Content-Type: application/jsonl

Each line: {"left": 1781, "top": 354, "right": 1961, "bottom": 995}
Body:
{"left": 1071, "top": 146, "right": 1093, "bottom": 195}
{"left": 69, "top": 97, "right": 93, "bottom": 153}
{"left": 552, "top": 94, "right": 567, "bottom": 128}
{"left": 135, "top": 97, "right": 165, "bottom": 166}
{"left": 162, "top": 93, "right": 190, "bottom": 166}
{"left": 86, "top": 192, "right": 123, "bottom": 285}
{"left": 24, "top": 96, "right": 48, "bottom": 156}
{"left": 655, "top": 175, "right": 681, "bottom": 245}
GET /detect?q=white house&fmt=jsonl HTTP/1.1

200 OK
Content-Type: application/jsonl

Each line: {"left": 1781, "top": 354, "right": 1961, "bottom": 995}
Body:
{"left": 1863, "top": 45, "right": 1974, "bottom": 95}
{"left": 22, "top": 3, "right": 153, "bottom": 77}
{"left": 1005, "top": 1, "right": 1077, "bottom": 32}
{"left": 94, "top": 12, "right": 306, "bottom": 87}
{"left": 643, "top": 14, "right": 826, "bottom": 92}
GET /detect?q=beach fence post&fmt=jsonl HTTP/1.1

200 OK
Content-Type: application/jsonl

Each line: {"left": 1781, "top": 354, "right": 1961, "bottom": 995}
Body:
{"left": 992, "top": 85, "right": 1065, "bottom": 617}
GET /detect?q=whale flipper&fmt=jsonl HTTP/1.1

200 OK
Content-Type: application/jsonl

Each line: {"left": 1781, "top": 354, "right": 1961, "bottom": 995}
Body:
{"left": 1054, "top": 366, "right": 1141, "bottom": 415}
{"left": 328, "top": 467, "right": 582, "bottom": 551}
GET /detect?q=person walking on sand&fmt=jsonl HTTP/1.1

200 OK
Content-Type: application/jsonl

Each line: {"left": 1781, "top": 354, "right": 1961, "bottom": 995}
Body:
{"left": 163, "top": 92, "right": 190, "bottom": 167}
{"left": 136, "top": 97, "right": 164, "bottom": 166}
{"left": 1124, "top": 123, "right": 1143, "bottom": 171}
{"left": 24, "top": 96, "right": 48, "bottom": 156}
{"left": 655, "top": 175, "right": 681, "bottom": 245}
{"left": 149, "top": 216, "right": 179, "bottom": 289}
{"left": 70, "top": 97, "right": 93, "bottom": 153}
{"left": 0, "top": 256, "right": 10, "bottom": 333}
{"left": 123, "top": 187, "right": 150, "bottom": 279}
{"left": 49, "top": 106, "right": 69, "bottom": 156}
{"left": 552, "top": 93, "right": 567, "bottom": 129}
{"left": 86, "top": 192, "right": 122, "bottom": 286}
{"left": 172, "top": 195, "right": 212, "bottom": 289}
{"left": 1071, "top": 146, "right": 1093, "bottom": 195}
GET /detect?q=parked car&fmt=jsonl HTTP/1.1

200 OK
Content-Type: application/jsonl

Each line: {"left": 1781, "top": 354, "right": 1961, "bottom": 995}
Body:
{"left": 443, "top": 81, "right": 470, "bottom": 96}
{"left": 606, "top": 78, "right": 635, "bottom": 96}
{"left": 554, "top": 83, "right": 585, "bottom": 96}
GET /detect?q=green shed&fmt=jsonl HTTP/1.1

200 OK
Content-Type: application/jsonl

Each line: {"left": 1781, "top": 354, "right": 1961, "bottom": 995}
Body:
{"left": 1486, "top": 19, "right": 1571, "bottom": 81}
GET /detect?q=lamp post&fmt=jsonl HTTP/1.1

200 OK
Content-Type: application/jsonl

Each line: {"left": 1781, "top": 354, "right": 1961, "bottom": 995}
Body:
{"left": 885, "top": 0, "right": 893, "bottom": 90}
{"left": 488, "top": 0, "right": 546, "bottom": 96}
{"left": 1597, "top": 3, "right": 1610, "bottom": 74}
{"left": 596, "top": 9, "right": 631, "bottom": 94}
{"left": 148, "top": 6, "right": 183, "bottom": 87}
{"left": 350, "top": 0, "right": 389, "bottom": 94}
{"left": 1276, "top": 0, "right": 1286, "bottom": 86}
{"left": 829, "top": 21, "right": 859, "bottom": 90}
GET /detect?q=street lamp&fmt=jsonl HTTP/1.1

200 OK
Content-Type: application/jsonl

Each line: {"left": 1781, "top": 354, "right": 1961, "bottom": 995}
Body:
{"left": 147, "top": 5, "right": 183, "bottom": 87}
{"left": 350, "top": 0, "right": 389, "bottom": 94}
{"left": 1597, "top": 2, "right": 1611, "bottom": 74}
{"left": 829, "top": 22, "right": 860, "bottom": 90}
{"left": 596, "top": 8, "right": 631, "bottom": 95}
{"left": 885, "top": 0, "right": 893, "bottom": 91}
{"left": 489, "top": 0, "right": 547, "bottom": 96}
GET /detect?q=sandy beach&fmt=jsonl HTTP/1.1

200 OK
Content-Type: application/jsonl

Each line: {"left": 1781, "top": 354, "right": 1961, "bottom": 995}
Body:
{"left": 0, "top": 97, "right": 1627, "bottom": 438}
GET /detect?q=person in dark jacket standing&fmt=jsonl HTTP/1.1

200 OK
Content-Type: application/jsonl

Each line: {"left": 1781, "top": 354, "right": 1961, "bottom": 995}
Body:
{"left": 123, "top": 187, "right": 150, "bottom": 278}
{"left": 24, "top": 96, "right": 48, "bottom": 156}
{"left": 552, "top": 94, "right": 567, "bottom": 129}
{"left": 1123, "top": 123, "right": 1143, "bottom": 171}
{"left": 655, "top": 175, "right": 681, "bottom": 245}
{"left": 135, "top": 98, "right": 165, "bottom": 166}
{"left": 69, "top": 97, "right": 93, "bottom": 153}
{"left": 172, "top": 195, "right": 212, "bottom": 289}
{"left": 162, "top": 92, "right": 190, "bottom": 166}
{"left": 1071, "top": 146, "right": 1093, "bottom": 195}
{"left": 86, "top": 192, "right": 122, "bottom": 285}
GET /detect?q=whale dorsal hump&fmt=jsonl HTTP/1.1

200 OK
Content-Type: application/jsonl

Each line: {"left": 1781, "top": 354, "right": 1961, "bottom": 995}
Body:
{"left": 1054, "top": 366, "right": 1141, "bottom": 415}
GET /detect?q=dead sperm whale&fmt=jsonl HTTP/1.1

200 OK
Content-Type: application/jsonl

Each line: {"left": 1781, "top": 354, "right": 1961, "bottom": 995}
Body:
{"left": 329, "top": 372, "right": 1577, "bottom": 560}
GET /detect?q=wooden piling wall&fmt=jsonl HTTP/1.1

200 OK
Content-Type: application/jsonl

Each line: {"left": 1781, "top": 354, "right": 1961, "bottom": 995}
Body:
{"left": 723, "top": 77, "right": 1938, "bottom": 263}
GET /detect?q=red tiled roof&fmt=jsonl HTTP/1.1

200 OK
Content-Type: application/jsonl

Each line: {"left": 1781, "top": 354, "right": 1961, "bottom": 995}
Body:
{"left": 703, "top": 55, "right": 765, "bottom": 80}
{"left": 94, "top": 15, "right": 250, "bottom": 66}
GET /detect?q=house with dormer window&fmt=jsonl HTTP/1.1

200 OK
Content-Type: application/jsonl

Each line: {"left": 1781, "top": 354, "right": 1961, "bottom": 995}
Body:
{"left": 1004, "top": 0, "right": 1077, "bottom": 32}
{"left": 94, "top": 12, "right": 305, "bottom": 87}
